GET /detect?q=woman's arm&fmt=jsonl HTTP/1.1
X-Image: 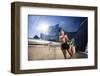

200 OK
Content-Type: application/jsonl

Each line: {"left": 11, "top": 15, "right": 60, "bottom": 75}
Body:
{"left": 59, "top": 35, "right": 62, "bottom": 41}
{"left": 65, "top": 34, "right": 69, "bottom": 40}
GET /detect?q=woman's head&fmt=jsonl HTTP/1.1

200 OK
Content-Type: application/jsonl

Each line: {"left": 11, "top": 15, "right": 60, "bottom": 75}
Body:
{"left": 60, "top": 28, "right": 65, "bottom": 35}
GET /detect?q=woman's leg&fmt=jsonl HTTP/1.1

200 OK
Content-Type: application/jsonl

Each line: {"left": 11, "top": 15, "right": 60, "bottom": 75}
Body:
{"left": 62, "top": 49, "right": 67, "bottom": 59}
{"left": 67, "top": 47, "right": 73, "bottom": 58}
{"left": 71, "top": 46, "right": 76, "bottom": 55}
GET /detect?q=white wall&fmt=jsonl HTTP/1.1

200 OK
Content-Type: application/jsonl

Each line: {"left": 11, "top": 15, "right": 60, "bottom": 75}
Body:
{"left": 0, "top": 0, "right": 100, "bottom": 76}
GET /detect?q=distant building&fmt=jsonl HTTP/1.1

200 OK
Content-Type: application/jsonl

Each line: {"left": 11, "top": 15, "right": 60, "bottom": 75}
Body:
{"left": 40, "top": 33, "right": 48, "bottom": 40}
{"left": 47, "top": 24, "right": 61, "bottom": 41}
{"left": 33, "top": 35, "right": 40, "bottom": 39}
{"left": 40, "top": 24, "right": 61, "bottom": 42}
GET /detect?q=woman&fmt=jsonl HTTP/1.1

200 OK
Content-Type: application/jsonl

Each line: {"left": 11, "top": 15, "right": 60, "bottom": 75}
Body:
{"left": 59, "top": 29, "right": 75, "bottom": 59}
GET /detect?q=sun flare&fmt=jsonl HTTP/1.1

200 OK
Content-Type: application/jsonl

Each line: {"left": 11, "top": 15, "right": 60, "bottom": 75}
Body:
{"left": 37, "top": 22, "right": 49, "bottom": 33}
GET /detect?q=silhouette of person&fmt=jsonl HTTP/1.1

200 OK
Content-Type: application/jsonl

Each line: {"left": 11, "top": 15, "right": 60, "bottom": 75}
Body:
{"left": 59, "top": 29, "right": 76, "bottom": 59}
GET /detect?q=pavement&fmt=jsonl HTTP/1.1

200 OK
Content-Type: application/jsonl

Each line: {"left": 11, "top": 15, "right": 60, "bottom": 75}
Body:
{"left": 28, "top": 45, "right": 87, "bottom": 61}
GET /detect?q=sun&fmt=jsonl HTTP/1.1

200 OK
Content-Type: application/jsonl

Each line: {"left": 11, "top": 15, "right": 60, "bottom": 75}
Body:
{"left": 37, "top": 22, "right": 49, "bottom": 33}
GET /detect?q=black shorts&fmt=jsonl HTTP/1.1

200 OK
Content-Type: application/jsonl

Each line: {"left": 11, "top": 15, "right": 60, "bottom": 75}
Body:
{"left": 61, "top": 42, "right": 69, "bottom": 50}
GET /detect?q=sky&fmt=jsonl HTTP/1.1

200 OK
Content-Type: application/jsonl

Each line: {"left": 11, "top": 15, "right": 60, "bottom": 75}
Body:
{"left": 28, "top": 15, "right": 87, "bottom": 38}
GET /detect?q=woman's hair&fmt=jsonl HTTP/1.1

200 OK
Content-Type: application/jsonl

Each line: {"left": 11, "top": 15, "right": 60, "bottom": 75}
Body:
{"left": 60, "top": 28, "right": 66, "bottom": 35}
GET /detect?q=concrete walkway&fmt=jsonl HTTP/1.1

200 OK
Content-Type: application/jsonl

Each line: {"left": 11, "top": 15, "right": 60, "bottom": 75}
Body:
{"left": 28, "top": 45, "right": 87, "bottom": 61}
